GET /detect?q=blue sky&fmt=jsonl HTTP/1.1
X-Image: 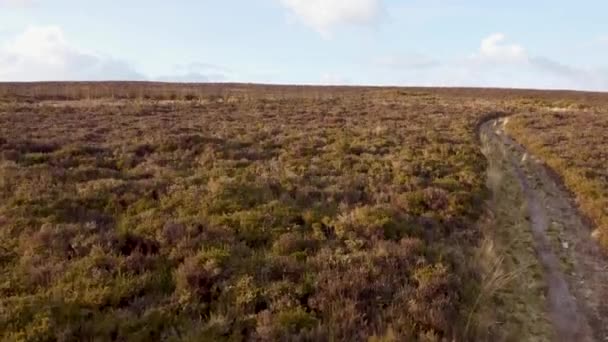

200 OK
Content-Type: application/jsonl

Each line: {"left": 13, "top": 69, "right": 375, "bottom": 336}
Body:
{"left": 1, "top": 0, "right": 607, "bottom": 90}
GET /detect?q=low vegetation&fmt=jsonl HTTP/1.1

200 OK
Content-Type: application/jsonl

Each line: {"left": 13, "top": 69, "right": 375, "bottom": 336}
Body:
{"left": 506, "top": 103, "right": 608, "bottom": 250}
{"left": 0, "top": 83, "right": 606, "bottom": 341}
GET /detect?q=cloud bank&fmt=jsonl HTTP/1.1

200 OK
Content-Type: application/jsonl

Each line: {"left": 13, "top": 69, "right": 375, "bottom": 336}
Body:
{"left": 0, "top": 26, "right": 230, "bottom": 82}
{"left": 0, "top": 26, "right": 144, "bottom": 81}
{"left": 0, "top": 25, "right": 605, "bottom": 91}
{"left": 376, "top": 33, "right": 608, "bottom": 91}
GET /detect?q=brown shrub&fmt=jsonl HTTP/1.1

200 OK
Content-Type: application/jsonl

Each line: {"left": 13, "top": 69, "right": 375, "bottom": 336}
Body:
{"left": 174, "top": 254, "right": 223, "bottom": 300}
{"left": 272, "top": 232, "right": 318, "bottom": 256}
{"left": 159, "top": 221, "right": 187, "bottom": 245}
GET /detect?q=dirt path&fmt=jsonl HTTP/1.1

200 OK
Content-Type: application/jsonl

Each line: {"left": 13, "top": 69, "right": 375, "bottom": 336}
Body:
{"left": 480, "top": 118, "right": 608, "bottom": 341}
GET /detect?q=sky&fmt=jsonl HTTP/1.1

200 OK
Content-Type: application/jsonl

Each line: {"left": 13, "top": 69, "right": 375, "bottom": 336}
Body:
{"left": 1, "top": 0, "right": 607, "bottom": 91}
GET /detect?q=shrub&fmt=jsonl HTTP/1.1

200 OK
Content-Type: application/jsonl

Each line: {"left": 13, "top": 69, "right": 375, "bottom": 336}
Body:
{"left": 174, "top": 253, "right": 223, "bottom": 300}
{"left": 272, "top": 232, "right": 318, "bottom": 256}
{"left": 2, "top": 83, "right": 554, "bottom": 340}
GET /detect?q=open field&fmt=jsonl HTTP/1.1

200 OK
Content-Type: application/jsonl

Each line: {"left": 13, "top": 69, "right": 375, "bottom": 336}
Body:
{"left": 0, "top": 83, "right": 607, "bottom": 341}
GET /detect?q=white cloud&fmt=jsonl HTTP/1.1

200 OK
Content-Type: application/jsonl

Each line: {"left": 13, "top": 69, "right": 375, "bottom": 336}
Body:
{"left": 0, "top": 26, "right": 144, "bottom": 81}
{"left": 468, "top": 33, "right": 606, "bottom": 90}
{"left": 472, "top": 33, "right": 527, "bottom": 63}
{"left": 0, "top": 26, "right": 231, "bottom": 83}
{"left": 278, "top": 0, "right": 382, "bottom": 36}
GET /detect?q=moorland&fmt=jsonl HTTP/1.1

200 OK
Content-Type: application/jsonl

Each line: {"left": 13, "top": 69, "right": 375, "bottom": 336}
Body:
{"left": 1, "top": 82, "right": 607, "bottom": 341}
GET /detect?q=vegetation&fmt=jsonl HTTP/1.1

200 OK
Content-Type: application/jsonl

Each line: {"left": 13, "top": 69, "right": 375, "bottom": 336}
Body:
{"left": 0, "top": 83, "right": 606, "bottom": 341}
{"left": 506, "top": 103, "right": 608, "bottom": 249}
